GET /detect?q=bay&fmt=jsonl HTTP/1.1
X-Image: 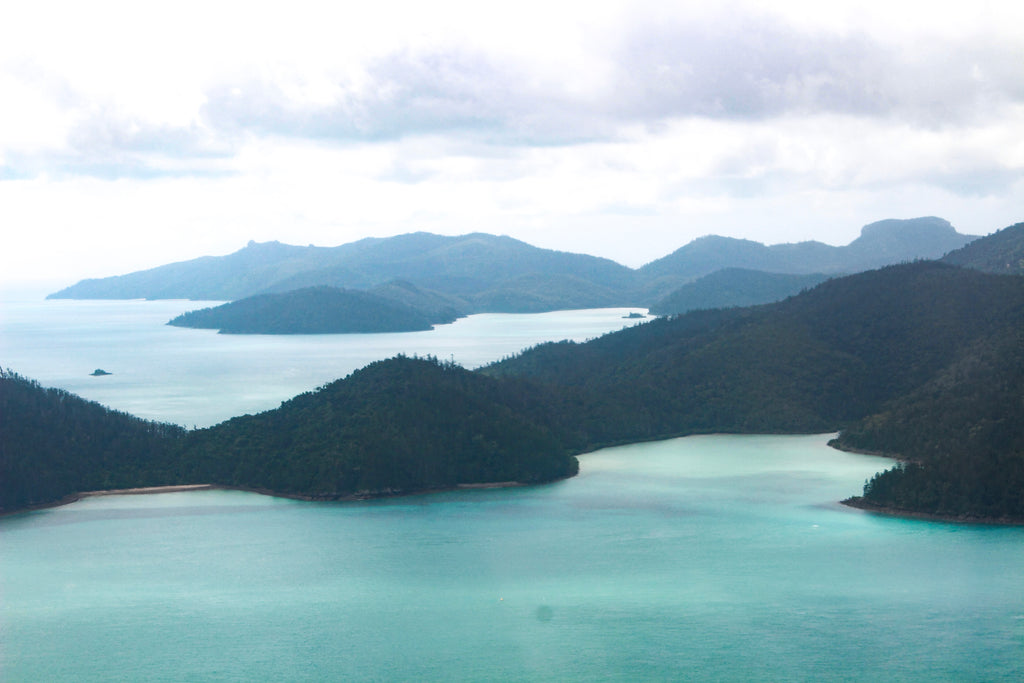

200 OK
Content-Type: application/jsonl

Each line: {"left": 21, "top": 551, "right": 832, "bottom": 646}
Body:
{"left": 2, "top": 297, "right": 1023, "bottom": 681}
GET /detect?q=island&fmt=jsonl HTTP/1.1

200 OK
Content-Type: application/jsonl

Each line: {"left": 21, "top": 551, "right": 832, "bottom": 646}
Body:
{"left": 167, "top": 285, "right": 460, "bottom": 334}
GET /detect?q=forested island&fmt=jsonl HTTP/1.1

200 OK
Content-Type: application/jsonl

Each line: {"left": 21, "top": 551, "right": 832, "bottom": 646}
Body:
{"left": 168, "top": 285, "right": 461, "bottom": 334}
{"left": 4, "top": 222, "right": 1023, "bottom": 520}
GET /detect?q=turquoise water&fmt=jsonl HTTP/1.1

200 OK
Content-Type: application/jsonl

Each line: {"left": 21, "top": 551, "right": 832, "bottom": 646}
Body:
{"left": 2, "top": 435, "right": 1023, "bottom": 682}
{"left": 2, "top": 299, "right": 1023, "bottom": 681}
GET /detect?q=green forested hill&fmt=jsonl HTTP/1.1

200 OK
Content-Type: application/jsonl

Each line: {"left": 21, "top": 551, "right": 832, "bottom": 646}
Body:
{"left": 0, "top": 358, "right": 577, "bottom": 513}
{"left": 488, "top": 262, "right": 1024, "bottom": 434}
{"left": 942, "top": 221, "right": 1024, "bottom": 275}
{"left": 836, "top": 328, "right": 1024, "bottom": 519}
{"left": 0, "top": 370, "right": 185, "bottom": 513}
{"left": 176, "top": 356, "right": 577, "bottom": 498}
{"left": 649, "top": 268, "right": 830, "bottom": 316}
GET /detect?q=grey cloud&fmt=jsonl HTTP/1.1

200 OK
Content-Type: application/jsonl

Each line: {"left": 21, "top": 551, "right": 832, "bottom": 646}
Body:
{"left": 201, "top": 49, "right": 609, "bottom": 146}
{"left": 67, "top": 111, "right": 231, "bottom": 159}
{"left": 197, "top": 16, "right": 1024, "bottom": 150}
{"left": 48, "top": 116, "right": 234, "bottom": 180}
{"left": 608, "top": 16, "right": 1024, "bottom": 126}
{"left": 8, "top": 13, "right": 1021, "bottom": 184}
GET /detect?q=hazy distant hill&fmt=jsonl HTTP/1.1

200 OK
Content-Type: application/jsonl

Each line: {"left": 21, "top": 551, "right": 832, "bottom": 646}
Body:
{"left": 49, "top": 233, "right": 637, "bottom": 311}
{"left": 942, "top": 222, "right": 1024, "bottom": 275}
{"left": 649, "top": 268, "right": 831, "bottom": 316}
{"left": 168, "top": 285, "right": 460, "bottom": 334}
{"left": 637, "top": 216, "right": 974, "bottom": 301}
{"left": 48, "top": 218, "right": 977, "bottom": 314}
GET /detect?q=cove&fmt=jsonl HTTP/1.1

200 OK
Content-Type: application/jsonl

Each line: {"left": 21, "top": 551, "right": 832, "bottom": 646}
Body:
{"left": 2, "top": 433, "right": 1023, "bottom": 682}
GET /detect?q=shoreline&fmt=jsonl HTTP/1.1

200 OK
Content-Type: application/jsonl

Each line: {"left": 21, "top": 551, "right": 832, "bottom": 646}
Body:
{"left": 841, "top": 496, "right": 1024, "bottom": 526}
{"left": 80, "top": 484, "right": 214, "bottom": 498}
{"left": 1, "top": 478, "right": 548, "bottom": 517}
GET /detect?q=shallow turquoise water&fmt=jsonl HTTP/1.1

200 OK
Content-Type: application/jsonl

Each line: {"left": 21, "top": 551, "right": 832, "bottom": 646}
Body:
{"left": 3, "top": 434, "right": 1023, "bottom": 682}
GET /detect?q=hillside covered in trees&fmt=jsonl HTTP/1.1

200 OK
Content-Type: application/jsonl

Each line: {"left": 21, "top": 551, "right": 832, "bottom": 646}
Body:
{"left": 942, "top": 221, "right": 1024, "bottom": 275}
{"left": 175, "top": 356, "right": 576, "bottom": 497}
{"left": 648, "top": 268, "right": 830, "bottom": 316}
{"left": 0, "top": 370, "right": 185, "bottom": 513}
{"left": 0, "top": 359, "right": 577, "bottom": 513}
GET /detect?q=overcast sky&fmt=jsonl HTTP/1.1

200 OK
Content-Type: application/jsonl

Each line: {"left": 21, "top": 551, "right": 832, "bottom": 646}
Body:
{"left": 2, "top": 0, "right": 1022, "bottom": 288}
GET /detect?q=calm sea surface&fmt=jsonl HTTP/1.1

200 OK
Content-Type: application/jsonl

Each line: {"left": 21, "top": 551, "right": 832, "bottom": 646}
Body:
{"left": 2, "top": 297, "right": 1023, "bottom": 681}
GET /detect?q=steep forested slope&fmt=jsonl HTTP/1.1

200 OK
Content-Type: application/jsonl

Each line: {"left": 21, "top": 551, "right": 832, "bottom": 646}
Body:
{"left": 942, "top": 221, "right": 1024, "bottom": 275}
{"left": 0, "top": 370, "right": 185, "bottom": 512}
{"left": 488, "top": 262, "right": 1023, "bottom": 437}
{"left": 176, "top": 356, "right": 576, "bottom": 497}
{"left": 0, "top": 358, "right": 577, "bottom": 513}
{"left": 837, "top": 328, "right": 1024, "bottom": 519}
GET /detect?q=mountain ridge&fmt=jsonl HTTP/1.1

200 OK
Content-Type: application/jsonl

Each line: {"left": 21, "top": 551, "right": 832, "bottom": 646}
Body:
{"left": 48, "top": 217, "right": 979, "bottom": 313}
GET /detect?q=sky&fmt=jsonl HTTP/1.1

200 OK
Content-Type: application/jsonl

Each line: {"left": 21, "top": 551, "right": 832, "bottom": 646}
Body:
{"left": 2, "top": 0, "right": 1022, "bottom": 288}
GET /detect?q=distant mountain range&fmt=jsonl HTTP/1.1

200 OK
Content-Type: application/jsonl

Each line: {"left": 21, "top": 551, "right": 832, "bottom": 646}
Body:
{"left": 49, "top": 217, "right": 978, "bottom": 321}
{"left": 5, "top": 220, "right": 1023, "bottom": 519}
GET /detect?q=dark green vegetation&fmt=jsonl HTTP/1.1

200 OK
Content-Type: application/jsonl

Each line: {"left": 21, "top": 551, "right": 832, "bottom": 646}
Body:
{"left": 942, "top": 221, "right": 1024, "bottom": 275}
{"left": 168, "top": 285, "right": 459, "bottom": 334}
{"left": 649, "top": 268, "right": 830, "bottom": 316}
{"left": 837, "top": 327, "right": 1024, "bottom": 520}
{"left": 176, "top": 356, "right": 576, "bottom": 497}
{"left": 49, "top": 218, "right": 975, "bottom": 315}
{"left": 0, "top": 370, "right": 185, "bottom": 512}
{"left": 486, "top": 262, "right": 1023, "bottom": 434}
{"left": 0, "top": 359, "right": 576, "bottom": 513}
